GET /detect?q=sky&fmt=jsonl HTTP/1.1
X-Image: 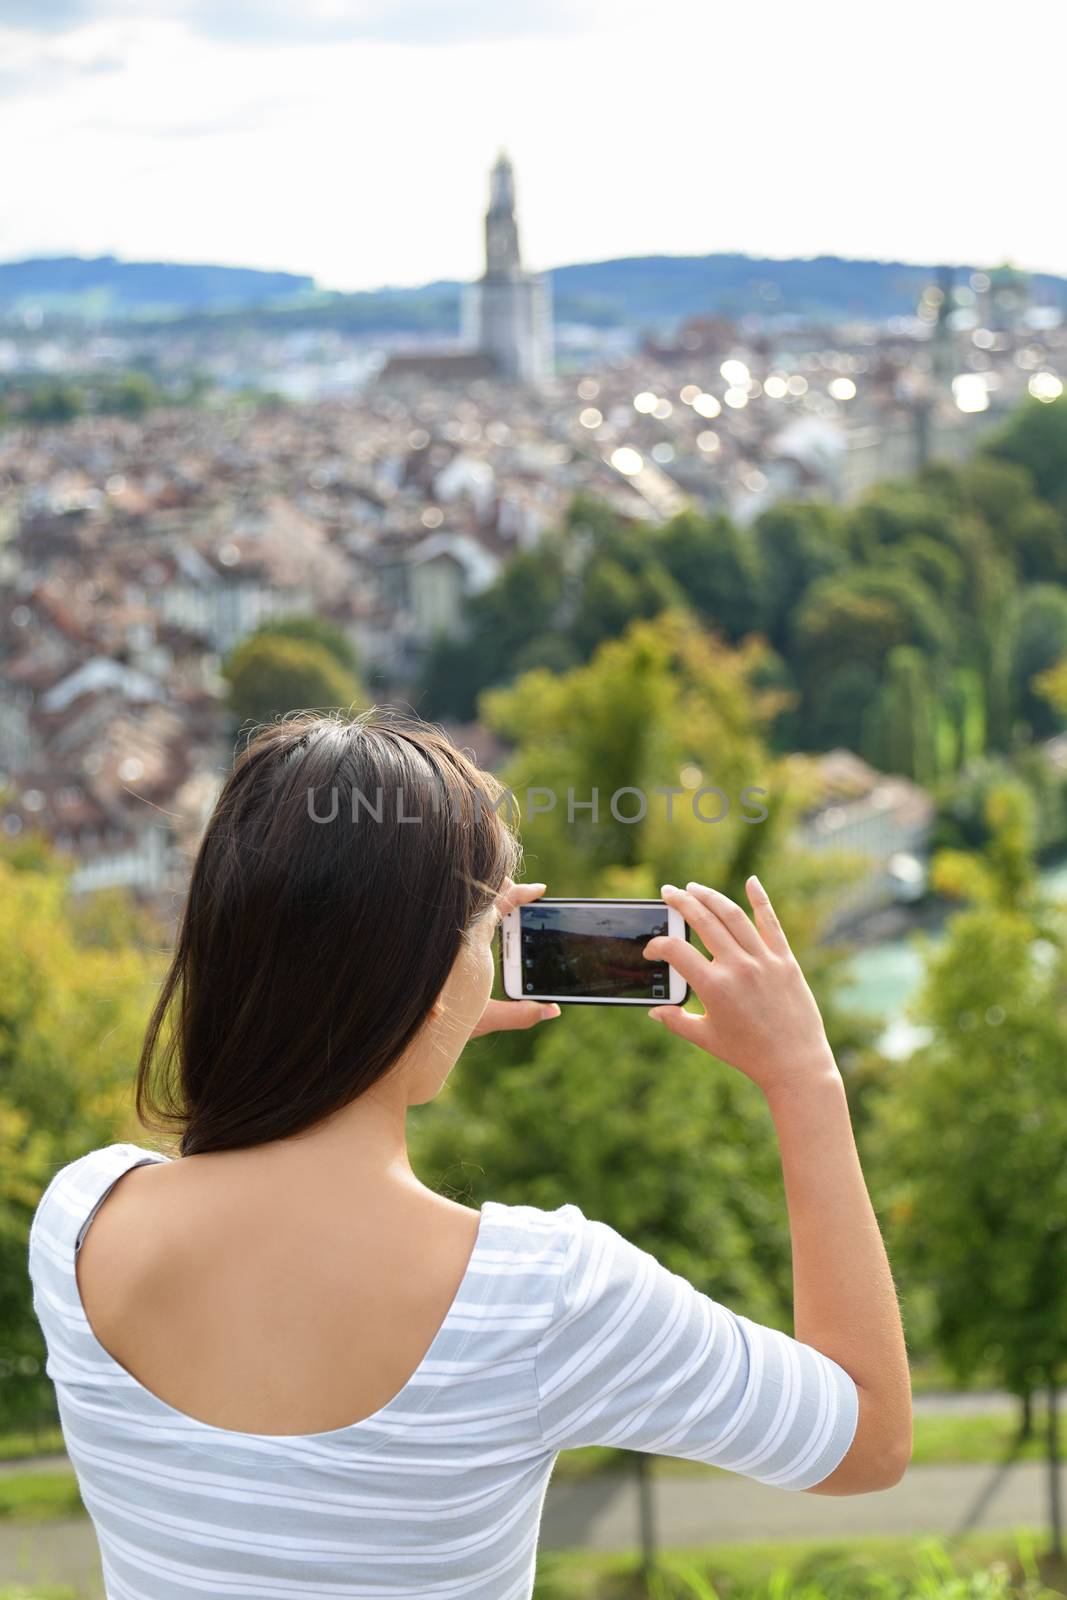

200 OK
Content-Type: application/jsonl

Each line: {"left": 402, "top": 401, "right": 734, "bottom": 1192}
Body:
{"left": 1, "top": 0, "right": 1061, "bottom": 292}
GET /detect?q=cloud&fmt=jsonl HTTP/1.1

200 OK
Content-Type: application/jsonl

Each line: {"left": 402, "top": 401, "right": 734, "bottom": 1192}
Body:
{"left": 0, "top": 41, "right": 123, "bottom": 99}
{"left": 84, "top": 96, "right": 293, "bottom": 141}
{"left": 184, "top": 0, "right": 613, "bottom": 44}
{"left": 1, "top": 0, "right": 620, "bottom": 44}
{"left": 0, "top": 0, "right": 93, "bottom": 29}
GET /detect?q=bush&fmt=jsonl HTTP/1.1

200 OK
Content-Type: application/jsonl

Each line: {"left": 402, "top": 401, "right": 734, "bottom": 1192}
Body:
{"left": 532, "top": 1540, "right": 1063, "bottom": 1600}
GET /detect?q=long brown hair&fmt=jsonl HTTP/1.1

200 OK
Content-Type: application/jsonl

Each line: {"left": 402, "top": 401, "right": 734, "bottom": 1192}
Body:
{"left": 137, "top": 709, "right": 520, "bottom": 1155}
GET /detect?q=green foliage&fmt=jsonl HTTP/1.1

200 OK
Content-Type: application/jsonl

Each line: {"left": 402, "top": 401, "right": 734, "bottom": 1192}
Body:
{"left": 752, "top": 500, "right": 848, "bottom": 653}
{"left": 0, "top": 1588, "right": 77, "bottom": 1600}
{"left": 933, "top": 754, "right": 1067, "bottom": 861}
{"left": 105, "top": 371, "right": 159, "bottom": 417}
{"left": 872, "top": 788, "right": 1067, "bottom": 1395}
{"left": 0, "top": 849, "right": 164, "bottom": 1428}
{"left": 0, "top": 1470, "right": 84, "bottom": 1522}
{"left": 1, "top": 369, "right": 178, "bottom": 426}
{"left": 222, "top": 633, "right": 364, "bottom": 728}
{"left": 1011, "top": 588, "right": 1067, "bottom": 739}
{"left": 652, "top": 510, "right": 768, "bottom": 644}
{"left": 20, "top": 382, "right": 83, "bottom": 424}
{"left": 416, "top": 541, "right": 567, "bottom": 720}
{"left": 0, "top": 1424, "right": 65, "bottom": 1461}
{"left": 643, "top": 1544, "right": 1054, "bottom": 1599}
{"left": 986, "top": 396, "right": 1067, "bottom": 512}
{"left": 418, "top": 395, "right": 1067, "bottom": 791}
{"left": 249, "top": 613, "right": 361, "bottom": 677}
{"left": 864, "top": 646, "right": 939, "bottom": 785}
{"left": 532, "top": 1537, "right": 1063, "bottom": 1600}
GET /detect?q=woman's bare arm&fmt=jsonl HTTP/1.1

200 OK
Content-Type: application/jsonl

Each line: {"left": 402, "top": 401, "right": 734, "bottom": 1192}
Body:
{"left": 645, "top": 876, "right": 912, "bottom": 1494}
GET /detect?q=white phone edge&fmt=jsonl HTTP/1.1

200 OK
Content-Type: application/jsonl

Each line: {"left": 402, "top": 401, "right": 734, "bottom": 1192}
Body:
{"left": 499, "top": 898, "right": 688, "bottom": 1006}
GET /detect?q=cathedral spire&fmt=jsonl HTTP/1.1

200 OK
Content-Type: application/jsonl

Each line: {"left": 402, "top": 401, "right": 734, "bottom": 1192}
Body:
{"left": 473, "top": 152, "right": 553, "bottom": 386}
{"left": 484, "top": 151, "right": 521, "bottom": 280}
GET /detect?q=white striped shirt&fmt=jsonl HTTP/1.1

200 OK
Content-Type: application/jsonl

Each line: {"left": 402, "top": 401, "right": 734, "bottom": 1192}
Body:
{"left": 29, "top": 1142, "right": 858, "bottom": 1598}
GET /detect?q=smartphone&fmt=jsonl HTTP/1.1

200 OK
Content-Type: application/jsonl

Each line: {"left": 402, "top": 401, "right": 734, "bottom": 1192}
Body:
{"left": 500, "top": 897, "right": 690, "bottom": 1006}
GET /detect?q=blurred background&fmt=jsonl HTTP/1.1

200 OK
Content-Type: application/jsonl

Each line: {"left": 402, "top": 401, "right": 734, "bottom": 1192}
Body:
{"left": 2, "top": 2, "right": 1067, "bottom": 1596}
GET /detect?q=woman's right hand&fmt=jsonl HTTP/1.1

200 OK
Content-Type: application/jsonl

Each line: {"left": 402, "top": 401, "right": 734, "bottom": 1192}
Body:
{"left": 648, "top": 877, "right": 912, "bottom": 1495}
{"left": 643, "top": 877, "right": 839, "bottom": 1100}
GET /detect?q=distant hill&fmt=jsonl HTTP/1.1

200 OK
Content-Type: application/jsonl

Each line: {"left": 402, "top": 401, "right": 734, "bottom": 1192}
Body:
{"left": 552, "top": 254, "right": 1067, "bottom": 326}
{"left": 2, "top": 251, "right": 1064, "bottom": 331}
{"left": 0, "top": 255, "right": 315, "bottom": 317}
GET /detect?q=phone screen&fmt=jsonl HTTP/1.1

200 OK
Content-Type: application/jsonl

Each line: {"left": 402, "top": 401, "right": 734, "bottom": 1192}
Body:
{"left": 518, "top": 902, "right": 672, "bottom": 1001}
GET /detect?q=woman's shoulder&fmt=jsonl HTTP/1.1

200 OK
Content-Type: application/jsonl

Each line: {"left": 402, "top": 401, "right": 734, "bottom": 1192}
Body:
{"left": 29, "top": 1142, "right": 170, "bottom": 1262}
{"left": 472, "top": 1197, "right": 585, "bottom": 1283}
{"left": 483, "top": 1198, "right": 637, "bottom": 1257}
{"left": 477, "top": 1197, "right": 625, "bottom": 1302}
{"left": 481, "top": 1197, "right": 585, "bottom": 1245}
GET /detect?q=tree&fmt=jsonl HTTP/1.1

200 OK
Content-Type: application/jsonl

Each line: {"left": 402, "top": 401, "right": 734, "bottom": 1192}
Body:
{"left": 986, "top": 395, "right": 1067, "bottom": 511}
{"left": 568, "top": 557, "right": 683, "bottom": 659}
{"left": 222, "top": 634, "right": 364, "bottom": 728}
{"left": 250, "top": 613, "right": 361, "bottom": 678}
{"left": 753, "top": 500, "right": 848, "bottom": 653}
{"left": 1011, "top": 587, "right": 1067, "bottom": 740}
{"left": 0, "top": 848, "right": 163, "bottom": 1428}
{"left": 863, "top": 645, "right": 938, "bottom": 783}
{"left": 954, "top": 457, "right": 1066, "bottom": 587}
{"left": 793, "top": 567, "right": 947, "bottom": 751}
{"left": 872, "top": 785, "right": 1067, "bottom": 1559}
{"left": 414, "top": 542, "right": 566, "bottom": 720}
{"left": 103, "top": 372, "right": 160, "bottom": 418}
{"left": 22, "top": 382, "right": 83, "bottom": 424}
{"left": 653, "top": 509, "right": 768, "bottom": 643}
{"left": 479, "top": 609, "right": 780, "bottom": 885}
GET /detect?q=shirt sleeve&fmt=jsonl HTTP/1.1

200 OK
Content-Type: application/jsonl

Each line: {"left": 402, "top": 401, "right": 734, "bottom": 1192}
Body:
{"left": 534, "top": 1209, "right": 859, "bottom": 1491}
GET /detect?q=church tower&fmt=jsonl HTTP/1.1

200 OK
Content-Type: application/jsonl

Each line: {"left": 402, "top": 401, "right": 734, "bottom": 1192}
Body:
{"left": 472, "top": 153, "right": 553, "bottom": 386}
{"left": 485, "top": 153, "right": 521, "bottom": 278}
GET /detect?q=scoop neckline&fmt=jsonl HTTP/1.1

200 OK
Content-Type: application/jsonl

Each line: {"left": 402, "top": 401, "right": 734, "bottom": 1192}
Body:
{"left": 69, "top": 1143, "right": 501, "bottom": 1451}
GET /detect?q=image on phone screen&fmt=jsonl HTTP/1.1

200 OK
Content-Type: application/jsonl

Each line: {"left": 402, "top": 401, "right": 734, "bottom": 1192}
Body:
{"left": 519, "top": 902, "right": 671, "bottom": 1001}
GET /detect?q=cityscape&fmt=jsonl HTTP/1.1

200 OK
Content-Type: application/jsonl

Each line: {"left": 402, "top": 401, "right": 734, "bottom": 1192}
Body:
{"left": 5, "top": 5, "right": 1067, "bottom": 1586}
{"left": 1, "top": 155, "right": 1064, "bottom": 913}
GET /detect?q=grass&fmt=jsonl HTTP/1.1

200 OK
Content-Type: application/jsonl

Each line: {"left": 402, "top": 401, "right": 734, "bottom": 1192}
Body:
{"left": 908, "top": 1412, "right": 1063, "bottom": 1467}
{"left": 0, "top": 1472, "right": 84, "bottom": 1523}
{"left": 531, "top": 1532, "right": 1067, "bottom": 1598}
{"left": 0, "top": 1426, "right": 65, "bottom": 1463}
{"left": 0, "top": 1590, "right": 77, "bottom": 1600}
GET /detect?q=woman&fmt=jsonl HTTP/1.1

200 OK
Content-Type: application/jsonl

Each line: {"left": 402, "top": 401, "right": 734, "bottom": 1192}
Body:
{"left": 29, "top": 709, "right": 911, "bottom": 1600}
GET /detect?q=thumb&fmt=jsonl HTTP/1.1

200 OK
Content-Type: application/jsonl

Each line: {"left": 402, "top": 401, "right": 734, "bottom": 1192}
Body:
{"left": 648, "top": 1005, "right": 708, "bottom": 1047}
{"left": 499, "top": 1000, "right": 561, "bottom": 1031}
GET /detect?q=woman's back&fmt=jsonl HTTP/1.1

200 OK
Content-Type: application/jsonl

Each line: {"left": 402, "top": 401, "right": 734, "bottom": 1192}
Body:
{"left": 31, "top": 1142, "right": 860, "bottom": 1600}
{"left": 73, "top": 1143, "right": 485, "bottom": 1437}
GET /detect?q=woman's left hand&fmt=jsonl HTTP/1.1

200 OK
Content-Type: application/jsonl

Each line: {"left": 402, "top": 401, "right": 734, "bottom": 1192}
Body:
{"left": 470, "top": 881, "right": 562, "bottom": 1037}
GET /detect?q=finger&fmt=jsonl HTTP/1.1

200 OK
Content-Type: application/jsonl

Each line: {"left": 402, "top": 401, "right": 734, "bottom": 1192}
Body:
{"left": 496, "top": 881, "right": 547, "bottom": 915}
{"left": 647, "top": 1004, "right": 709, "bottom": 1048}
{"left": 745, "top": 875, "right": 792, "bottom": 956}
{"left": 643, "top": 933, "right": 714, "bottom": 1000}
{"left": 487, "top": 1000, "right": 560, "bottom": 1031}
{"left": 659, "top": 884, "right": 737, "bottom": 962}
{"left": 684, "top": 882, "right": 762, "bottom": 958}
